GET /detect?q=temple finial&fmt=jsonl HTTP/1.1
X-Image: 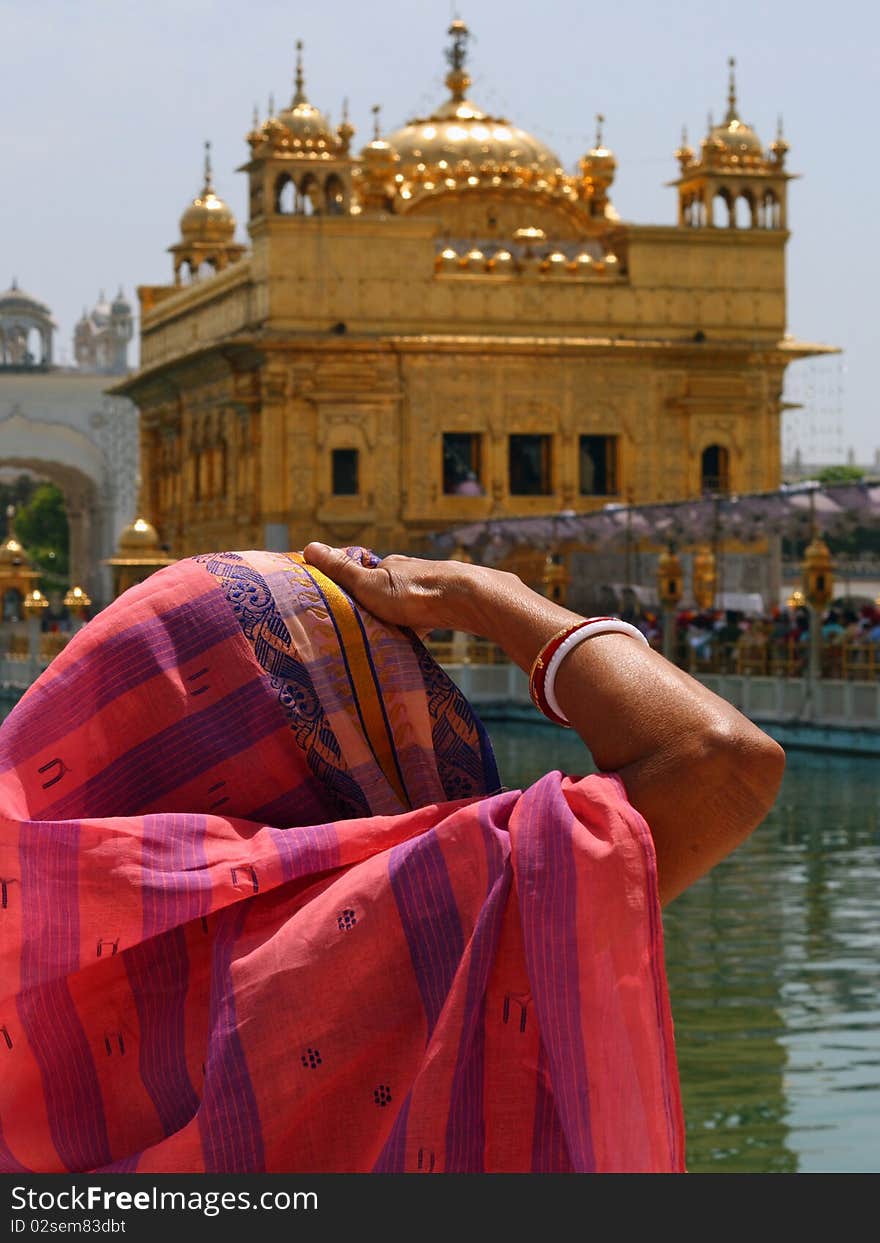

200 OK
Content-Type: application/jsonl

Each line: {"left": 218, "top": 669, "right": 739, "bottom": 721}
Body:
{"left": 445, "top": 17, "right": 471, "bottom": 100}
{"left": 726, "top": 55, "right": 738, "bottom": 120}
{"left": 203, "top": 140, "right": 213, "bottom": 192}
{"left": 371, "top": 103, "right": 381, "bottom": 141}
{"left": 293, "top": 39, "right": 306, "bottom": 104}
{"left": 595, "top": 113, "right": 605, "bottom": 148}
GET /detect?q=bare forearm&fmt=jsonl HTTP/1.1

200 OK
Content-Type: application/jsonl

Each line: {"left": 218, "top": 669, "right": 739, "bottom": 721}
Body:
{"left": 448, "top": 565, "right": 786, "bottom": 903}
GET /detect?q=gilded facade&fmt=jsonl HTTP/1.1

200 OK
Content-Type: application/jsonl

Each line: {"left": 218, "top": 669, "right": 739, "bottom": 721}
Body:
{"left": 116, "top": 22, "right": 833, "bottom": 573}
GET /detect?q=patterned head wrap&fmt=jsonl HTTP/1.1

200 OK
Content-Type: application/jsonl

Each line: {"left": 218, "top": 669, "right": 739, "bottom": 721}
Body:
{"left": 0, "top": 548, "right": 500, "bottom": 825}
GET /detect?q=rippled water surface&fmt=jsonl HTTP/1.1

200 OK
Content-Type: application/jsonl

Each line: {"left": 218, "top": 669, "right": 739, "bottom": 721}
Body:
{"left": 486, "top": 720, "right": 880, "bottom": 1174}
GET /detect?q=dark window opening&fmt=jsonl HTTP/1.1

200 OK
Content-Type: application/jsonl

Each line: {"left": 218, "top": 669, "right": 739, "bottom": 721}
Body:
{"left": 332, "top": 448, "right": 359, "bottom": 496}
{"left": 509, "top": 434, "right": 552, "bottom": 496}
{"left": 701, "top": 444, "right": 730, "bottom": 494}
{"left": 443, "top": 433, "right": 484, "bottom": 495}
{"left": 579, "top": 435, "right": 619, "bottom": 496}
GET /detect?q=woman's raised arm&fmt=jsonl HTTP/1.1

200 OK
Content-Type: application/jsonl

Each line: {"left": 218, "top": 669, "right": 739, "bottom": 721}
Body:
{"left": 303, "top": 544, "right": 785, "bottom": 905}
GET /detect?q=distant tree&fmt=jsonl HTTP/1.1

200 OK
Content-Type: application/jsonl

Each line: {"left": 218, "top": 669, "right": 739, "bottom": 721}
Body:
{"left": 816, "top": 464, "right": 865, "bottom": 484}
{"left": 13, "top": 482, "right": 69, "bottom": 584}
{"left": 0, "top": 473, "right": 38, "bottom": 516}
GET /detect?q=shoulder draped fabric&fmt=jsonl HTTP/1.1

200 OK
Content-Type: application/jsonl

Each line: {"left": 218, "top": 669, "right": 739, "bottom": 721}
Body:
{"left": 0, "top": 549, "right": 685, "bottom": 1173}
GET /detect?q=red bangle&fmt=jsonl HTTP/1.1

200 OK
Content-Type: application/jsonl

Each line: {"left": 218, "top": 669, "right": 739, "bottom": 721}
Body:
{"left": 529, "top": 618, "right": 616, "bottom": 727}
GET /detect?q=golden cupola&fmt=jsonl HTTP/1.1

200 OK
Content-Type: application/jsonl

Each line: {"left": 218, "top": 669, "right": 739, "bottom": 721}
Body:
{"left": 578, "top": 115, "right": 618, "bottom": 219}
{"left": 240, "top": 42, "right": 354, "bottom": 221}
{"left": 701, "top": 58, "right": 764, "bottom": 167}
{"left": 671, "top": 57, "right": 793, "bottom": 231}
{"left": 357, "top": 105, "right": 400, "bottom": 214}
{"left": 170, "top": 143, "right": 245, "bottom": 284}
{"left": 274, "top": 41, "right": 337, "bottom": 151}
{"left": 179, "top": 142, "right": 236, "bottom": 243}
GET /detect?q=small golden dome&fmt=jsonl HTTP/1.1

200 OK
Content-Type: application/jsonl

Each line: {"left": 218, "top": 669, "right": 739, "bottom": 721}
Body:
{"left": 488, "top": 248, "right": 513, "bottom": 271}
{"left": 674, "top": 125, "right": 695, "bottom": 170}
{"left": 436, "top": 246, "right": 460, "bottom": 272}
{"left": 180, "top": 142, "right": 236, "bottom": 243}
{"left": 580, "top": 115, "right": 617, "bottom": 181}
{"left": 0, "top": 536, "right": 25, "bottom": 565}
{"left": 360, "top": 105, "right": 399, "bottom": 173}
{"left": 543, "top": 250, "right": 568, "bottom": 274}
{"left": 118, "top": 516, "right": 161, "bottom": 551}
{"left": 703, "top": 59, "right": 765, "bottom": 163}
{"left": 275, "top": 42, "right": 336, "bottom": 149}
{"left": 0, "top": 506, "right": 30, "bottom": 566}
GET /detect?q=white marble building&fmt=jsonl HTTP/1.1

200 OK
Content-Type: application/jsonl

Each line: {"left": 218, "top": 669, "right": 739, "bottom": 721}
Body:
{"left": 0, "top": 283, "right": 139, "bottom": 608}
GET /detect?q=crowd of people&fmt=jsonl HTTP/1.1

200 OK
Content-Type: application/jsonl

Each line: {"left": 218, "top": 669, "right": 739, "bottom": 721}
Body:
{"left": 617, "top": 600, "right": 880, "bottom": 676}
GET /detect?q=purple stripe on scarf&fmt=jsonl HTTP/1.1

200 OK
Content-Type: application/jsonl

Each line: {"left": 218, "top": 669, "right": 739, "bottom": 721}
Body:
{"left": 17, "top": 821, "right": 111, "bottom": 1171}
{"left": 198, "top": 906, "right": 265, "bottom": 1173}
{"left": 444, "top": 806, "right": 510, "bottom": 1172}
{"left": 372, "top": 1096, "right": 412, "bottom": 1173}
{"left": 388, "top": 832, "right": 465, "bottom": 1034}
{"left": 623, "top": 779, "right": 682, "bottom": 1169}
{"left": 0, "top": 1125, "right": 31, "bottom": 1173}
{"left": 374, "top": 830, "right": 465, "bottom": 1172}
{"left": 0, "top": 591, "right": 239, "bottom": 775}
{"left": 531, "top": 1041, "right": 574, "bottom": 1172}
{"left": 38, "top": 678, "right": 286, "bottom": 820}
{"left": 267, "top": 823, "right": 340, "bottom": 882}
{"left": 125, "top": 813, "right": 211, "bottom": 1137}
{"left": 514, "top": 776, "right": 596, "bottom": 1172}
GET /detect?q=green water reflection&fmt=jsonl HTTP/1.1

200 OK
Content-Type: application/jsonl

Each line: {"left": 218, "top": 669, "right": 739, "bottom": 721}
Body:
{"left": 486, "top": 719, "right": 880, "bottom": 1174}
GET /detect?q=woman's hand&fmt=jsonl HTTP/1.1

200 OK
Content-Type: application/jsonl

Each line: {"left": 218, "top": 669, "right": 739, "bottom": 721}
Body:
{"left": 303, "top": 542, "right": 508, "bottom": 638}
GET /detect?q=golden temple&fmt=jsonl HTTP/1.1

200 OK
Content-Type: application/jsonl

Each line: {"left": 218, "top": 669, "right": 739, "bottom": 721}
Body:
{"left": 114, "top": 21, "right": 834, "bottom": 597}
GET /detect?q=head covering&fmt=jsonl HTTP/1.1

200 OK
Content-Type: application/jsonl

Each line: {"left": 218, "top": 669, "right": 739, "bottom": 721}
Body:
{"left": 0, "top": 549, "right": 684, "bottom": 1174}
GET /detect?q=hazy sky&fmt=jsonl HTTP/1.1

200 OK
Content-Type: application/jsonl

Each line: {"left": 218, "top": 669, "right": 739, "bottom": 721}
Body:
{"left": 1, "top": 0, "right": 875, "bottom": 459}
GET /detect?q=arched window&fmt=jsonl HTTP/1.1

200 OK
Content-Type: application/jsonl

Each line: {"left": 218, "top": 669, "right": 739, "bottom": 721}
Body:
{"left": 299, "top": 175, "right": 321, "bottom": 216}
{"left": 325, "top": 175, "right": 345, "bottom": 215}
{"left": 712, "top": 191, "right": 731, "bottom": 228}
{"left": 734, "top": 193, "right": 753, "bottom": 229}
{"left": 276, "top": 175, "right": 296, "bottom": 214}
{"left": 701, "top": 444, "right": 730, "bottom": 495}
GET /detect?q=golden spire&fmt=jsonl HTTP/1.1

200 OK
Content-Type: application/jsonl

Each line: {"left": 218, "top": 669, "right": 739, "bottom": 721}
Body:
{"left": 675, "top": 123, "right": 694, "bottom": 169}
{"left": 371, "top": 103, "right": 381, "bottom": 141}
{"left": 293, "top": 39, "right": 306, "bottom": 105}
{"left": 725, "top": 55, "right": 739, "bottom": 122}
{"left": 202, "top": 140, "right": 213, "bottom": 194}
{"left": 770, "top": 113, "right": 790, "bottom": 165}
{"left": 337, "top": 96, "right": 355, "bottom": 153}
{"left": 268, "top": 92, "right": 275, "bottom": 118}
{"left": 445, "top": 17, "right": 471, "bottom": 102}
{"left": 595, "top": 113, "right": 605, "bottom": 148}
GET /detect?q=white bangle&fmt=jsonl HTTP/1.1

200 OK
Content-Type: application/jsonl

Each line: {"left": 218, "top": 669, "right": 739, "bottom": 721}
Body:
{"left": 543, "top": 618, "right": 650, "bottom": 724}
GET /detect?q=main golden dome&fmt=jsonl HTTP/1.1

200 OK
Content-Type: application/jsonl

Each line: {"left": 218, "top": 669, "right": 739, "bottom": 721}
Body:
{"left": 180, "top": 143, "right": 236, "bottom": 243}
{"left": 384, "top": 20, "right": 564, "bottom": 191}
